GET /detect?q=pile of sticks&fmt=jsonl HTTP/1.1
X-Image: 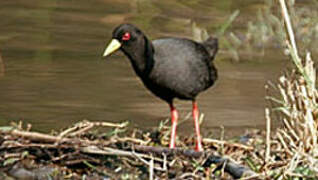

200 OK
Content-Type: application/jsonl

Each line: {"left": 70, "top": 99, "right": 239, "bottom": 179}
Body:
{"left": 0, "top": 120, "right": 256, "bottom": 179}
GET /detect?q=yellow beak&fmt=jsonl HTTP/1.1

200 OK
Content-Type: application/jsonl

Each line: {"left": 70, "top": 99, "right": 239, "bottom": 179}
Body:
{"left": 103, "top": 39, "right": 122, "bottom": 57}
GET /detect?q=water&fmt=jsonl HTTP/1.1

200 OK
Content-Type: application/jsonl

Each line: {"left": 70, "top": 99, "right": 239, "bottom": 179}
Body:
{"left": 0, "top": 0, "right": 285, "bottom": 137}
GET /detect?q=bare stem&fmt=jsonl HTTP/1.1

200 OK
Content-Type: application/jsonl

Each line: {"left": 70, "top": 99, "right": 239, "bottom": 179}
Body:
{"left": 265, "top": 108, "right": 271, "bottom": 162}
{"left": 278, "top": 0, "right": 298, "bottom": 59}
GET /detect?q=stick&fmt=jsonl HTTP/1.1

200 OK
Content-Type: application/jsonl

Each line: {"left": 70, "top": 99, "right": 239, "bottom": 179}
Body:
{"left": 58, "top": 120, "right": 128, "bottom": 138}
{"left": 0, "top": 51, "right": 4, "bottom": 76}
{"left": 203, "top": 138, "right": 254, "bottom": 151}
{"left": 134, "top": 145, "right": 257, "bottom": 179}
{"left": 203, "top": 155, "right": 258, "bottom": 179}
{"left": 81, "top": 146, "right": 140, "bottom": 157}
{"left": 265, "top": 108, "right": 271, "bottom": 162}
{"left": 8, "top": 129, "right": 98, "bottom": 145}
{"left": 58, "top": 126, "right": 79, "bottom": 138}
{"left": 80, "top": 145, "right": 164, "bottom": 163}
{"left": 69, "top": 123, "right": 94, "bottom": 136}
{"left": 11, "top": 129, "right": 72, "bottom": 143}
{"left": 113, "top": 137, "right": 149, "bottom": 145}
{"left": 134, "top": 145, "right": 204, "bottom": 158}
{"left": 149, "top": 156, "right": 154, "bottom": 180}
{"left": 90, "top": 121, "right": 129, "bottom": 128}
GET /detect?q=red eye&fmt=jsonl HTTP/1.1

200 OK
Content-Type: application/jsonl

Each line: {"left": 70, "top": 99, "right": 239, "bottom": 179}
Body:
{"left": 122, "top": 32, "right": 131, "bottom": 41}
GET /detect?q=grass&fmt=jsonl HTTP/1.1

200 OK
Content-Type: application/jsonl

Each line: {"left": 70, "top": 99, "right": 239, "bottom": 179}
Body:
{"left": 196, "top": 0, "right": 318, "bottom": 62}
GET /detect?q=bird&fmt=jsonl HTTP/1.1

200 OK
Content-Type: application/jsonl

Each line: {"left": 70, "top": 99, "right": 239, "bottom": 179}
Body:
{"left": 103, "top": 24, "right": 218, "bottom": 151}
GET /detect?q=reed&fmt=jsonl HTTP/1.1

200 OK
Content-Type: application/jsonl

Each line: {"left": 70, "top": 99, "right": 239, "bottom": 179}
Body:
{"left": 265, "top": 0, "right": 318, "bottom": 178}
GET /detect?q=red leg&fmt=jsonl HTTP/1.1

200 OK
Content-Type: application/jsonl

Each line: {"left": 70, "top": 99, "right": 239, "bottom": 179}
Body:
{"left": 169, "top": 103, "right": 178, "bottom": 148}
{"left": 192, "top": 101, "right": 203, "bottom": 151}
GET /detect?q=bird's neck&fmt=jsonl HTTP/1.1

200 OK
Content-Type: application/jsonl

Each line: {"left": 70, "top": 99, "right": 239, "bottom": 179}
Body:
{"left": 124, "top": 36, "right": 154, "bottom": 77}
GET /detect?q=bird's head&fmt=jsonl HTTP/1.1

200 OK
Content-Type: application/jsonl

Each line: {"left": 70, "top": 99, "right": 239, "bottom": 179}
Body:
{"left": 103, "top": 24, "right": 144, "bottom": 57}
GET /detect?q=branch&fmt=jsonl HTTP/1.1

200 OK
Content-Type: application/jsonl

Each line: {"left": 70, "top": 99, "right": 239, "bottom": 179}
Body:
{"left": 203, "top": 138, "right": 254, "bottom": 151}
{"left": 58, "top": 120, "right": 128, "bottom": 137}
{"left": 8, "top": 129, "right": 98, "bottom": 145}
{"left": 0, "top": 51, "right": 4, "bottom": 76}
{"left": 134, "top": 145, "right": 257, "bottom": 179}
{"left": 134, "top": 145, "right": 204, "bottom": 158}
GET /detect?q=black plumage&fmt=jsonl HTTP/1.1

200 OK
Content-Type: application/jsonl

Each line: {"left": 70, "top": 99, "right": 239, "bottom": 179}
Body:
{"left": 103, "top": 24, "right": 218, "bottom": 151}
{"left": 109, "top": 24, "right": 218, "bottom": 103}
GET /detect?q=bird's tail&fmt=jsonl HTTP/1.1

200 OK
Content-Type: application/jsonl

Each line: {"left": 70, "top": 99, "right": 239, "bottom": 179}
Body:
{"left": 202, "top": 36, "right": 218, "bottom": 61}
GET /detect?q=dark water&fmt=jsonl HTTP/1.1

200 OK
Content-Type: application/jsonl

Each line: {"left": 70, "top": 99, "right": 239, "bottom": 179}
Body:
{"left": 0, "top": 0, "right": 285, "bottom": 137}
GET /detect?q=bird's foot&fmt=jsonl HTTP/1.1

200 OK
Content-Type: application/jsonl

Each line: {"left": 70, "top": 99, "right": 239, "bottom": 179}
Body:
{"left": 169, "top": 142, "right": 175, "bottom": 149}
{"left": 195, "top": 140, "right": 203, "bottom": 151}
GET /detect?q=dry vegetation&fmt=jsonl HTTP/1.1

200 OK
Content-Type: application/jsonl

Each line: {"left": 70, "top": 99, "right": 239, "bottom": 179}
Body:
{"left": 263, "top": 0, "right": 318, "bottom": 178}
{"left": 0, "top": 119, "right": 260, "bottom": 179}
